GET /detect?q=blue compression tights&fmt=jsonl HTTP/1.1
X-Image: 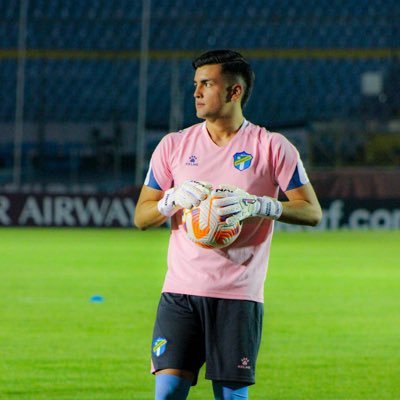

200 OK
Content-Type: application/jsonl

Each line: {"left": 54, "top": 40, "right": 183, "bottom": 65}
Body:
{"left": 154, "top": 374, "right": 248, "bottom": 400}
{"left": 155, "top": 374, "right": 191, "bottom": 400}
{"left": 212, "top": 381, "right": 249, "bottom": 400}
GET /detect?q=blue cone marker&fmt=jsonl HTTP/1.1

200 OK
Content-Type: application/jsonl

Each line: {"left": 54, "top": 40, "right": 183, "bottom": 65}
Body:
{"left": 90, "top": 295, "right": 104, "bottom": 303}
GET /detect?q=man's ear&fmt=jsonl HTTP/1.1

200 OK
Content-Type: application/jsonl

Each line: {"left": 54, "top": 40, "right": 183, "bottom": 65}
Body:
{"left": 227, "top": 83, "right": 243, "bottom": 103}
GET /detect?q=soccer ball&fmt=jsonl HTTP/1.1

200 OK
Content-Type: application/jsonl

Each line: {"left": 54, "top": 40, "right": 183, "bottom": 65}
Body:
{"left": 182, "top": 195, "right": 242, "bottom": 249}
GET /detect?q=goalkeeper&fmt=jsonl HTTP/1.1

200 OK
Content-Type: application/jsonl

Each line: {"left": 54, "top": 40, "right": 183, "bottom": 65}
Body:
{"left": 134, "top": 49, "right": 322, "bottom": 400}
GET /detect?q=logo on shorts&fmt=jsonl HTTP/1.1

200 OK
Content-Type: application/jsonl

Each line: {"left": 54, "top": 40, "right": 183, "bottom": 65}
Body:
{"left": 237, "top": 357, "right": 251, "bottom": 370}
{"left": 152, "top": 337, "right": 168, "bottom": 357}
{"left": 233, "top": 152, "right": 253, "bottom": 171}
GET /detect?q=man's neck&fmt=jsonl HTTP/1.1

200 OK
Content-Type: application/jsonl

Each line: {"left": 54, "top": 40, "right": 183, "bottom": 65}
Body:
{"left": 205, "top": 114, "right": 245, "bottom": 146}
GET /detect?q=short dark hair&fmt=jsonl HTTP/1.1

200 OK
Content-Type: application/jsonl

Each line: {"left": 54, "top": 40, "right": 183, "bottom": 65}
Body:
{"left": 192, "top": 49, "right": 255, "bottom": 107}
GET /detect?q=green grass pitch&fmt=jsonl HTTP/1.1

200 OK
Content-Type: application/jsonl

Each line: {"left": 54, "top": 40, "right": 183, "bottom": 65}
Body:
{"left": 1, "top": 228, "right": 399, "bottom": 400}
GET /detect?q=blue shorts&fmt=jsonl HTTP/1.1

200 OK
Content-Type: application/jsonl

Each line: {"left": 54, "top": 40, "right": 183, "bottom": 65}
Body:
{"left": 151, "top": 293, "right": 263, "bottom": 386}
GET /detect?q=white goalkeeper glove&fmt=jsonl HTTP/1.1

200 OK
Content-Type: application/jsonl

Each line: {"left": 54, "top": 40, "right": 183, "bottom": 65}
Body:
{"left": 212, "top": 184, "right": 283, "bottom": 225}
{"left": 157, "top": 180, "right": 212, "bottom": 217}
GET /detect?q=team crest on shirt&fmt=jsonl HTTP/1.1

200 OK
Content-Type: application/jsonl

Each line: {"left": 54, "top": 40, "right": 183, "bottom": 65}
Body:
{"left": 233, "top": 151, "right": 253, "bottom": 171}
{"left": 152, "top": 337, "right": 168, "bottom": 357}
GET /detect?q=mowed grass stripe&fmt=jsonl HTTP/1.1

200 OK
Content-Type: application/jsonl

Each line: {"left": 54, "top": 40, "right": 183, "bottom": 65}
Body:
{"left": 0, "top": 228, "right": 399, "bottom": 399}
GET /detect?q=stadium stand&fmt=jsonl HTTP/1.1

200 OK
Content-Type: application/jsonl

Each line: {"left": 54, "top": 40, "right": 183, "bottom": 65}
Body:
{"left": 0, "top": 0, "right": 398, "bottom": 125}
{"left": 0, "top": 0, "right": 399, "bottom": 186}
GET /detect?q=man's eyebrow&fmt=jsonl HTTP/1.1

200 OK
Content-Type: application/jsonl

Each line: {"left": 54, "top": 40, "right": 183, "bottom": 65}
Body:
{"left": 194, "top": 79, "right": 214, "bottom": 84}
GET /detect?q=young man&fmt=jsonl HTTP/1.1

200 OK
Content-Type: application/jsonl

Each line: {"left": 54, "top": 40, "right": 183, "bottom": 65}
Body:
{"left": 134, "top": 49, "right": 322, "bottom": 400}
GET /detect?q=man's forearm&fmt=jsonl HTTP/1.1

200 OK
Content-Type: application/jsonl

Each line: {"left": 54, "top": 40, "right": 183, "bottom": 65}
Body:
{"left": 134, "top": 201, "right": 168, "bottom": 230}
{"left": 279, "top": 200, "right": 322, "bottom": 226}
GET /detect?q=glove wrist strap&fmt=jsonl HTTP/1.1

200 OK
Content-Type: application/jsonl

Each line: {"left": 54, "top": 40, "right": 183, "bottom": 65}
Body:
{"left": 257, "top": 196, "right": 283, "bottom": 220}
{"left": 157, "top": 188, "right": 178, "bottom": 217}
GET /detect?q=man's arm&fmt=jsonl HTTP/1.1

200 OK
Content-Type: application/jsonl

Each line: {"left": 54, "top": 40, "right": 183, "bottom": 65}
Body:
{"left": 134, "top": 186, "right": 167, "bottom": 230}
{"left": 279, "top": 182, "right": 322, "bottom": 226}
{"left": 134, "top": 180, "right": 213, "bottom": 230}
{"left": 213, "top": 182, "right": 322, "bottom": 227}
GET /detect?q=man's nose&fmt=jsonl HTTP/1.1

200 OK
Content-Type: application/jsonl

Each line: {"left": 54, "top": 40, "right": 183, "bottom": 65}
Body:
{"left": 194, "top": 86, "right": 202, "bottom": 98}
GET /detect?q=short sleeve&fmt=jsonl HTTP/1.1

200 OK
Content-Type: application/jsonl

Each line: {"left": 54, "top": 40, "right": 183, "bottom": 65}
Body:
{"left": 286, "top": 159, "right": 310, "bottom": 191}
{"left": 269, "top": 133, "right": 303, "bottom": 192}
{"left": 144, "top": 134, "right": 174, "bottom": 191}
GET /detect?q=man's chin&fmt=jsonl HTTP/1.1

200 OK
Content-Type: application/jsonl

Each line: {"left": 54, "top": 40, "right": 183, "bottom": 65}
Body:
{"left": 196, "top": 111, "right": 207, "bottom": 119}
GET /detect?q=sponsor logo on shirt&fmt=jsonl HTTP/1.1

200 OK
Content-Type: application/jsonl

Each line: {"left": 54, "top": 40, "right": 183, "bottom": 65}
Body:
{"left": 152, "top": 337, "right": 168, "bottom": 357}
{"left": 233, "top": 151, "right": 253, "bottom": 171}
{"left": 186, "top": 155, "right": 199, "bottom": 166}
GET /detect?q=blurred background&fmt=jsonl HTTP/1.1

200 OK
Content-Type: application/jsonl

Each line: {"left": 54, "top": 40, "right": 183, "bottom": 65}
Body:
{"left": 0, "top": 0, "right": 399, "bottom": 228}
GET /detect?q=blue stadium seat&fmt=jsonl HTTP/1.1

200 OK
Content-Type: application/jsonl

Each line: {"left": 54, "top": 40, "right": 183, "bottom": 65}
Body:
{"left": 0, "top": 0, "right": 398, "bottom": 128}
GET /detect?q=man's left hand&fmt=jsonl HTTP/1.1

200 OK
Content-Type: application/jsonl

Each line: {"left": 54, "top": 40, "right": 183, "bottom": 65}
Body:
{"left": 212, "top": 184, "right": 282, "bottom": 225}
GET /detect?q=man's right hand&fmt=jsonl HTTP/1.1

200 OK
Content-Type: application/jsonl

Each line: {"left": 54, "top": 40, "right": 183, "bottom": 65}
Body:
{"left": 157, "top": 180, "right": 212, "bottom": 217}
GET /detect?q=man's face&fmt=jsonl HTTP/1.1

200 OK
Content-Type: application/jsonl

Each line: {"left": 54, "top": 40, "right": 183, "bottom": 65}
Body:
{"left": 193, "top": 64, "right": 234, "bottom": 120}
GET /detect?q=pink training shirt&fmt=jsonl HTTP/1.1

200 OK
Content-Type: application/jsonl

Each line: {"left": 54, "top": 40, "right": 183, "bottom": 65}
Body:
{"left": 144, "top": 120, "right": 308, "bottom": 303}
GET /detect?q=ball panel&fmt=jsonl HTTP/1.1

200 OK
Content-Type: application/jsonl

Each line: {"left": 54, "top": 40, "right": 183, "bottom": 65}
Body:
{"left": 190, "top": 208, "right": 206, "bottom": 238}
{"left": 182, "top": 195, "right": 242, "bottom": 249}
